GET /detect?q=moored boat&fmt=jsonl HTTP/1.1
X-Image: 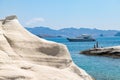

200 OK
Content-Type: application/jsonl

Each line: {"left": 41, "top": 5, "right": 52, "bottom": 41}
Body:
{"left": 67, "top": 34, "right": 95, "bottom": 42}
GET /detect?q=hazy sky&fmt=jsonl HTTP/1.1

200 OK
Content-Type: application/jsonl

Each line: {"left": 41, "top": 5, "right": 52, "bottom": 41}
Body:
{"left": 1, "top": 0, "right": 120, "bottom": 30}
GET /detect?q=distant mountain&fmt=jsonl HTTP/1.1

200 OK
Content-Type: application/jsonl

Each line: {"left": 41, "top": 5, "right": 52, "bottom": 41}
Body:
{"left": 26, "top": 27, "right": 59, "bottom": 35}
{"left": 26, "top": 26, "right": 119, "bottom": 38}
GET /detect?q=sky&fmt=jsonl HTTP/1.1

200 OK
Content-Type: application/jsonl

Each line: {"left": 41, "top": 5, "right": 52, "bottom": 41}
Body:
{"left": 0, "top": 0, "right": 120, "bottom": 30}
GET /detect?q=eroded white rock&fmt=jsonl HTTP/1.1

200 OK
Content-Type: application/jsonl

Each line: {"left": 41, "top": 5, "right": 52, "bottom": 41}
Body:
{"left": 0, "top": 15, "right": 93, "bottom": 80}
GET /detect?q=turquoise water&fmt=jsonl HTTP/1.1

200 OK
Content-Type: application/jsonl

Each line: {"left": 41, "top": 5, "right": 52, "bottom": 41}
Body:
{"left": 45, "top": 37, "right": 120, "bottom": 80}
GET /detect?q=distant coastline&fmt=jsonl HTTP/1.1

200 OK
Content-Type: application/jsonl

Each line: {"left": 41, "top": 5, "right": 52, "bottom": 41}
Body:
{"left": 26, "top": 26, "right": 120, "bottom": 38}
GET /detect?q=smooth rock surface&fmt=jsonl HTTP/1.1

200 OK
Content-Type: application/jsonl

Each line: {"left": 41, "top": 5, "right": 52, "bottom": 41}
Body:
{"left": 0, "top": 15, "right": 93, "bottom": 80}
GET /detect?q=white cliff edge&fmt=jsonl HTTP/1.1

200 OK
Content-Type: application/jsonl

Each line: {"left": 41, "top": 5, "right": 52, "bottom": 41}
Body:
{"left": 0, "top": 15, "right": 94, "bottom": 80}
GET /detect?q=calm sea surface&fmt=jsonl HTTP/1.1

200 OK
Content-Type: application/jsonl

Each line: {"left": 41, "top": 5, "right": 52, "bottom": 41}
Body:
{"left": 45, "top": 37, "right": 120, "bottom": 80}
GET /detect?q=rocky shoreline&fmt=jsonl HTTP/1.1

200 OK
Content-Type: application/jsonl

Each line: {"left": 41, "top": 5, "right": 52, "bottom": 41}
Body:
{"left": 80, "top": 46, "right": 120, "bottom": 58}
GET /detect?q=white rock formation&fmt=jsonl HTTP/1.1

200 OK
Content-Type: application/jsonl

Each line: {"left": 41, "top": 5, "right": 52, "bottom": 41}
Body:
{"left": 0, "top": 15, "right": 93, "bottom": 80}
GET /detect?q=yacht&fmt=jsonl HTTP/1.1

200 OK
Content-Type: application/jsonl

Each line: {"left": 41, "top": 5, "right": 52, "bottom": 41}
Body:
{"left": 67, "top": 34, "right": 95, "bottom": 42}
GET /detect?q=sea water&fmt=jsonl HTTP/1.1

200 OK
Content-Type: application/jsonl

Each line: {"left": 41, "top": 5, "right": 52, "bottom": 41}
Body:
{"left": 45, "top": 37, "right": 120, "bottom": 80}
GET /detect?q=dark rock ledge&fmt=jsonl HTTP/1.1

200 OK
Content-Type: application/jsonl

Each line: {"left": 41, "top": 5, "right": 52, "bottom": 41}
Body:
{"left": 80, "top": 46, "right": 120, "bottom": 58}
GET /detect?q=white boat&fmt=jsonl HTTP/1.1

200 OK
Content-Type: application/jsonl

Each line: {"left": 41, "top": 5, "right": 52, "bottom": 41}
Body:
{"left": 67, "top": 34, "right": 96, "bottom": 42}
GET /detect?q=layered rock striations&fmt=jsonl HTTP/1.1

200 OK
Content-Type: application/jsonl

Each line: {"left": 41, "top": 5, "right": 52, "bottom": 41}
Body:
{"left": 0, "top": 15, "right": 93, "bottom": 80}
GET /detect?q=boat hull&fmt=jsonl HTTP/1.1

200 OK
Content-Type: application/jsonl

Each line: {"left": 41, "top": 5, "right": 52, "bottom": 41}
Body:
{"left": 67, "top": 38, "right": 96, "bottom": 42}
